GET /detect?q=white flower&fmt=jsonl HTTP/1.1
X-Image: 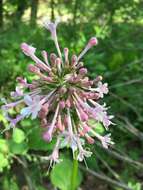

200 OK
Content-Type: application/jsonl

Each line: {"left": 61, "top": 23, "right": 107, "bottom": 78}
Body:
{"left": 101, "top": 134, "right": 114, "bottom": 149}
{"left": 21, "top": 95, "right": 42, "bottom": 119}
{"left": 10, "top": 86, "right": 23, "bottom": 97}
{"left": 77, "top": 149, "right": 92, "bottom": 161}
{"left": 94, "top": 82, "right": 109, "bottom": 98}
{"left": 43, "top": 18, "right": 60, "bottom": 39}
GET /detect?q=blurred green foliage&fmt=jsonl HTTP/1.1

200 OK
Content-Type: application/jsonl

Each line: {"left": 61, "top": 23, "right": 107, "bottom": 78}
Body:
{"left": 0, "top": 0, "right": 143, "bottom": 189}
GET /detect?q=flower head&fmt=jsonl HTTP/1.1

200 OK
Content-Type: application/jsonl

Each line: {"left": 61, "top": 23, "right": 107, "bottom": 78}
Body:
{"left": 1, "top": 19, "right": 114, "bottom": 163}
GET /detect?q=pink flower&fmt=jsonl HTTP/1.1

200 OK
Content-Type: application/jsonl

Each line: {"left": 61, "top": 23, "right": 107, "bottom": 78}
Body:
{"left": 2, "top": 19, "right": 114, "bottom": 163}
{"left": 44, "top": 137, "right": 61, "bottom": 167}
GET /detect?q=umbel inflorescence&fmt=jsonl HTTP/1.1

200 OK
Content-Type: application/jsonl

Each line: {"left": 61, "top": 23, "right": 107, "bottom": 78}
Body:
{"left": 1, "top": 19, "right": 114, "bottom": 164}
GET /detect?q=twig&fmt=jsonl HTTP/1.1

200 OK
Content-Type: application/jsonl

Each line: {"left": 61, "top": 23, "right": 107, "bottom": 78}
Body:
{"left": 117, "top": 115, "right": 143, "bottom": 141}
{"left": 11, "top": 154, "right": 27, "bottom": 168}
{"left": 110, "top": 78, "right": 143, "bottom": 89}
{"left": 80, "top": 166, "right": 132, "bottom": 190}
{"left": 110, "top": 92, "right": 140, "bottom": 118}
{"left": 95, "top": 151, "right": 122, "bottom": 181}
{"left": 10, "top": 155, "right": 36, "bottom": 190}
{"left": 95, "top": 143, "right": 143, "bottom": 169}
{"left": 21, "top": 157, "right": 36, "bottom": 190}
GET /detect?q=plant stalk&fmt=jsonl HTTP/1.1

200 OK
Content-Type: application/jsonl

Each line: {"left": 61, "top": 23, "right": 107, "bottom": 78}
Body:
{"left": 71, "top": 157, "right": 78, "bottom": 190}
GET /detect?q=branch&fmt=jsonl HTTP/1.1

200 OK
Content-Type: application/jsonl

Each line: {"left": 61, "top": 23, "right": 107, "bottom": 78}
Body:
{"left": 95, "top": 143, "right": 143, "bottom": 169}
{"left": 110, "top": 92, "right": 140, "bottom": 118}
{"left": 80, "top": 166, "right": 132, "bottom": 190}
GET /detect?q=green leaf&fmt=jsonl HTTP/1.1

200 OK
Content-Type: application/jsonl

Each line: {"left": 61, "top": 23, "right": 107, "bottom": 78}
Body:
{"left": 50, "top": 158, "right": 82, "bottom": 190}
{"left": 0, "top": 139, "right": 9, "bottom": 153}
{"left": 28, "top": 126, "right": 56, "bottom": 151}
{"left": 88, "top": 119, "right": 105, "bottom": 135}
{"left": 8, "top": 140, "right": 28, "bottom": 155}
{"left": 12, "top": 128, "right": 25, "bottom": 144}
{"left": 2, "top": 177, "right": 19, "bottom": 190}
{"left": 0, "top": 153, "right": 9, "bottom": 171}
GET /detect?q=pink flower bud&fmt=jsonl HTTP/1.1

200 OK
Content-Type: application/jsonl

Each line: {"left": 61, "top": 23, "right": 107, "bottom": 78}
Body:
{"left": 79, "top": 129, "right": 85, "bottom": 137}
{"left": 79, "top": 68, "right": 88, "bottom": 75}
{"left": 38, "top": 105, "right": 49, "bottom": 119}
{"left": 71, "top": 55, "right": 77, "bottom": 66}
{"left": 59, "top": 87, "right": 67, "bottom": 94}
{"left": 43, "top": 130, "right": 52, "bottom": 142}
{"left": 59, "top": 101, "right": 65, "bottom": 109}
{"left": 64, "top": 48, "right": 69, "bottom": 54}
{"left": 16, "top": 77, "right": 27, "bottom": 86}
{"left": 55, "top": 58, "right": 61, "bottom": 64}
{"left": 21, "top": 43, "right": 36, "bottom": 56}
{"left": 35, "top": 62, "right": 51, "bottom": 72}
{"left": 56, "top": 115, "right": 64, "bottom": 131}
{"left": 86, "top": 136, "right": 95, "bottom": 144}
{"left": 41, "top": 50, "right": 50, "bottom": 66}
{"left": 88, "top": 37, "right": 98, "bottom": 47}
{"left": 64, "top": 48, "right": 69, "bottom": 63}
{"left": 64, "top": 115, "right": 68, "bottom": 126}
{"left": 50, "top": 53, "right": 57, "bottom": 65}
{"left": 83, "top": 124, "right": 90, "bottom": 133}
{"left": 28, "top": 64, "right": 39, "bottom": 73}
{"left": 66, "top": 99, "right": 71, "bottom": 108}
{"left": 42, "top": 76, "right": 53, "bottom": 82}
{"left": 80, "top": 110, "right": 88, "bottom": 122}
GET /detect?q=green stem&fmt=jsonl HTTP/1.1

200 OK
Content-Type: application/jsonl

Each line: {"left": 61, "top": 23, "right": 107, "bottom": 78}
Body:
{"left": 71, "top": 157, "right": 79, "bottom": 190}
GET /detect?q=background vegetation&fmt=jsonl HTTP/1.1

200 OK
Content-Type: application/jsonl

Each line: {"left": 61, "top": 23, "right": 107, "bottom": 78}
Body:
{"left": 0, "top": 0, "right": 143, "bottom": 189}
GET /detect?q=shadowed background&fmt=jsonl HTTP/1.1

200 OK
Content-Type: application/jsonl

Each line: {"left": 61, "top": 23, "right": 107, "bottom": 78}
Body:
{"left": 0, "top": 0, "right": 143, "bottom": 190}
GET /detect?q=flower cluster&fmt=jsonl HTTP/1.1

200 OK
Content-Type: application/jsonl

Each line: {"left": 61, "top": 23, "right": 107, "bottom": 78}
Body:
{"left": 1, "top": 19, "right": 114, "bottom": 164}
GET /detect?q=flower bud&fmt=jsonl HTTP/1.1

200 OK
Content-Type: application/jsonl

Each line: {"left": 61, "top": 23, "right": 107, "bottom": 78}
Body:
{"left": 28, "top": 64, "right": 40, "bottom": 73}
{"left": 21, "top": 43, "right": 36, "bottom": 56}
{"left": 59, "top": 101, "right": 65, "bottom": 109}
{"left": 43, "top": 130, "right": 52, "bottom": 142}
{"left": 79, "top": 68, "right": 88, "bottom": 75}
{"left": 71, "top": 55, "right": 77, "bottom": 66}
{"left": 88, "top": 37, "right": 98, "bottom": 47}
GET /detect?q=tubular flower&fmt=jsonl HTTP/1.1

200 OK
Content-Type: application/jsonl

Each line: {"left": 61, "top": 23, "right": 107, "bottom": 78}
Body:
{"left": 1, "top": 19, "right": 114, "bottom": 163}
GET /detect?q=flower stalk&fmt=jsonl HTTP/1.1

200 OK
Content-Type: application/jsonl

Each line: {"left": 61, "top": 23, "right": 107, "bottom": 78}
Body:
{"left": 71, "top": 153, "right": 79, "bottom": 190}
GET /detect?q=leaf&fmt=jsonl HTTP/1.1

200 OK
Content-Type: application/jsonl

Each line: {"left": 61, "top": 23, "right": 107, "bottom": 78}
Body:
{"left": 0, "top": 139, "right": 9, "bottom": 153}
{"left": 8, "top": 140, "right": 28, "bottom": 155}
{"left": 0, "top": 153, "right": 9, "bottom": 171}
{"left": 50, "top": 158, "right": 82, "bottom": 190}
{"left": 12, "top": 128, "right": 25, "bottom": 144}
{"left": 88, "top": 119, "right": 105, "bottom": 135}
{"left": 28, "top": 126, "right": 56, "bottom": 151}
{"left": 2, "top": 177, "right": 19, "bottom": 190}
